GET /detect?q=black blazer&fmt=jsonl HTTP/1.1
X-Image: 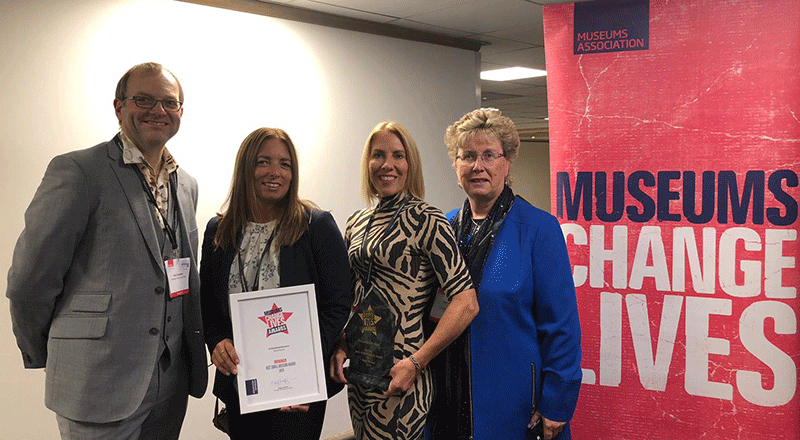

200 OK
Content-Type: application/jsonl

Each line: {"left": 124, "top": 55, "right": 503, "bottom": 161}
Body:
{"left": 200, "top": 209, "right": 353, "bottom": 404}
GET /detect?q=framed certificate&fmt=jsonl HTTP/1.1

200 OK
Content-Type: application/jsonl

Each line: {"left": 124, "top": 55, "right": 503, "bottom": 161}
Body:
{"left": 229, "top": 283, "right": 328, "bottom": 414}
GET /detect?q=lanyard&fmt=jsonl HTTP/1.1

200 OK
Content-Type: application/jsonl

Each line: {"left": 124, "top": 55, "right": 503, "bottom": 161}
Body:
{"left": 360, "top": 197, "right": 409, "bottom": 287}
{"left": 133, "top": 166, "right": 179, "bottom": 252}
{"left": 342, "top": 197, "right": 409, "bottom": 331}
{"left": 236, "top": 228, "right": 276, "bottom": 292}
{"left": 115, "top": 135, "right": 179, "bottom": 252}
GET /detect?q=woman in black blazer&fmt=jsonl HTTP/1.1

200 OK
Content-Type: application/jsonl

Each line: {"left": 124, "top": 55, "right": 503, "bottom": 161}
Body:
{"left": 200, "top": 127, "right": 352, "bottom": 439}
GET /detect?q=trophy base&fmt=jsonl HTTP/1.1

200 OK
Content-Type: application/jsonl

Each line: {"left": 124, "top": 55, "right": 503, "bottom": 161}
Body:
{"left": 345, "top": 367, "right": 391, "bottom": 392}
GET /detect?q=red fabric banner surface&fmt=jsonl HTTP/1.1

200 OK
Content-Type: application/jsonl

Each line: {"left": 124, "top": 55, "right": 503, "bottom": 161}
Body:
{"left": 543, "top": 1, "right": 800, "bottom": 438}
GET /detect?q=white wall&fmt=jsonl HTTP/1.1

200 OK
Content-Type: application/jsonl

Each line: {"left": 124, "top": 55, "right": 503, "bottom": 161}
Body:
{"left": 0, "top": 1, "right": 479, "bottom": 438}
{"left": 513, "top": 141, "right": 552, "bottom": 213}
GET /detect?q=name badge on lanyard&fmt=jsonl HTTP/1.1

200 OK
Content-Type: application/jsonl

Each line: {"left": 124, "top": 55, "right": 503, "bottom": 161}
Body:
{"left": 165, "top": 257, "right": 191, "bottom": 298}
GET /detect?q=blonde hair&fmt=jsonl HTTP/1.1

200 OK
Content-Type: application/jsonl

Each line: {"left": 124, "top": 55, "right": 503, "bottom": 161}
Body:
{"left": 360, "top": 121, "right": 425, "bottom": 205}
{"left": 215, "top": 127, "right": 316, "bottom": 250}
{"left": 444, "top": 108, "right": 519, "bottom": 162}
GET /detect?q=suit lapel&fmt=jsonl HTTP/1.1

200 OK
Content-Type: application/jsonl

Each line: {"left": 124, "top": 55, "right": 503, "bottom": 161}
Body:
{"left": 174, "top": 171, "right": 196, "bottom": 261}
{"left": 106, "top": 138, "right": 164, "bottom": 268}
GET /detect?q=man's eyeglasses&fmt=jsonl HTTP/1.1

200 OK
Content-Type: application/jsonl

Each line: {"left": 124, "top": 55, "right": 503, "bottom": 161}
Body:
{"left": 123, "top": 96, "right": 183, "bottom": 111}
{"left": 456, "top": 151, "right": 505, "bottom": 165}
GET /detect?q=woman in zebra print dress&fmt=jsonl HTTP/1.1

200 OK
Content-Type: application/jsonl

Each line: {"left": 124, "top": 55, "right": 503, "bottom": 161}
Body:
{"left": 330, "top": 122, "right": 479, "bottom": 440}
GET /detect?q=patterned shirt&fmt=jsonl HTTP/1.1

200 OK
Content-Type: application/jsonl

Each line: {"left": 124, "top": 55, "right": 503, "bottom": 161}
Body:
{"left": 228, "top": 221, "right": 280, "bottom": 294}
{"left": 118, "top": 130, "right": 178, "bottom": 229}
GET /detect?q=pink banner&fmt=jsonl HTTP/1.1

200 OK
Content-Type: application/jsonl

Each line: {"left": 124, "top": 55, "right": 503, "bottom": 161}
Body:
{"left": 543, "top": 1, "right": 800, "bottom": 438}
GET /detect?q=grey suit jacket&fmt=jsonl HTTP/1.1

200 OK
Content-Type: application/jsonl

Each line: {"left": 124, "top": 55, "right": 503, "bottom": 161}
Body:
{"left": 6, "top": 136, "right": 207, "bottom": 423}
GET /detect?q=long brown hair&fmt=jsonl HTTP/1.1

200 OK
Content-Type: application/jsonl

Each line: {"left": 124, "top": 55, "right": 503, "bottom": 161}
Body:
{"left": 214, "top": 127, "right": 316, "bottom": 250}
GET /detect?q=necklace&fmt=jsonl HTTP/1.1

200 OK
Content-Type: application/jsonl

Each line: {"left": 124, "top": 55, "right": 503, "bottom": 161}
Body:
{"left": 468, "top": 217, "right": 484, "bottom": 238}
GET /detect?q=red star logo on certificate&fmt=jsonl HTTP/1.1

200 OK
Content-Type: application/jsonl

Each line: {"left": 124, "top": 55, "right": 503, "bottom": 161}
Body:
{"left": 257, "top": 303, "right": 293, "bottom": 337}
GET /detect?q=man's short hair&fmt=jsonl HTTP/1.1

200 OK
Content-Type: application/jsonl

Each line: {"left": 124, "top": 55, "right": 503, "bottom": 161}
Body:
{"left": 115, "top": 62, "right": 184, "bottom": 102}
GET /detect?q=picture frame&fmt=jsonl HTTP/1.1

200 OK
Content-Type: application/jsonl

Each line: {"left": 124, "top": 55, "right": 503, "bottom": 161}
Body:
{"left": 229, "top": 283, "right": 327, "bottom": 414}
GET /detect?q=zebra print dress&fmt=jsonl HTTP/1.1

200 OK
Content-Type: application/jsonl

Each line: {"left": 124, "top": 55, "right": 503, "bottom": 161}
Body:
{"left": 344, "top": 193, "right": 473, "bottom": 440}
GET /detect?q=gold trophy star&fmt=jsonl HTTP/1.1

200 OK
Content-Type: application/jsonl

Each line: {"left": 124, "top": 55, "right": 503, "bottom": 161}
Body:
{"left": 358, "top": 305, "right": 382, "bottom": 335}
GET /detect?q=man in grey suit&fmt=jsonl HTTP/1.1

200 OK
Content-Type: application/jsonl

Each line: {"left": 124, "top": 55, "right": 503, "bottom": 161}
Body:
{"left": 7, "top": 62, "right": 207, "bottom": 439}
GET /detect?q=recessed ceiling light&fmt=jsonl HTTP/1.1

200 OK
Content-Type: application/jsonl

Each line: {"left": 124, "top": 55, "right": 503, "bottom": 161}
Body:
{"left": 481, "top": 67, "right": 547, "bottom": 81}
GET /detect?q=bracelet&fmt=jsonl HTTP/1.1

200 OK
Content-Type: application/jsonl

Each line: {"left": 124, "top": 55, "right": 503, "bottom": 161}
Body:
{"left": 409, "top": 354, "right": 422, "bottom": 372}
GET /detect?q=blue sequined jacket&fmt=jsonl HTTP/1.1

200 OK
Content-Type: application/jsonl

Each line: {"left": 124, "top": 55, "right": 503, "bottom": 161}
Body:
{"left": 447, "top": 196, "right": 582, "bottom": 440}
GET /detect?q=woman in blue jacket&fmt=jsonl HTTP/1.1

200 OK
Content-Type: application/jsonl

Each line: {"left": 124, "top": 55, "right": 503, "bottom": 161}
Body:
{"left": 428, "top": 108, "right": 582, "bottom": 440}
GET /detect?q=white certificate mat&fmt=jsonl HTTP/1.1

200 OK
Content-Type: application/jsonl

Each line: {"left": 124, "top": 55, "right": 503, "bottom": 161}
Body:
{"left": 229, "top": 283, "right": 327, "bottom": 414}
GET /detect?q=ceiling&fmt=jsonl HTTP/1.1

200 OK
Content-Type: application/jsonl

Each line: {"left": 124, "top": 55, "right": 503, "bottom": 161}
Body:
{"left": 248, "top": 0, "right": 578, "bottom": 142}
